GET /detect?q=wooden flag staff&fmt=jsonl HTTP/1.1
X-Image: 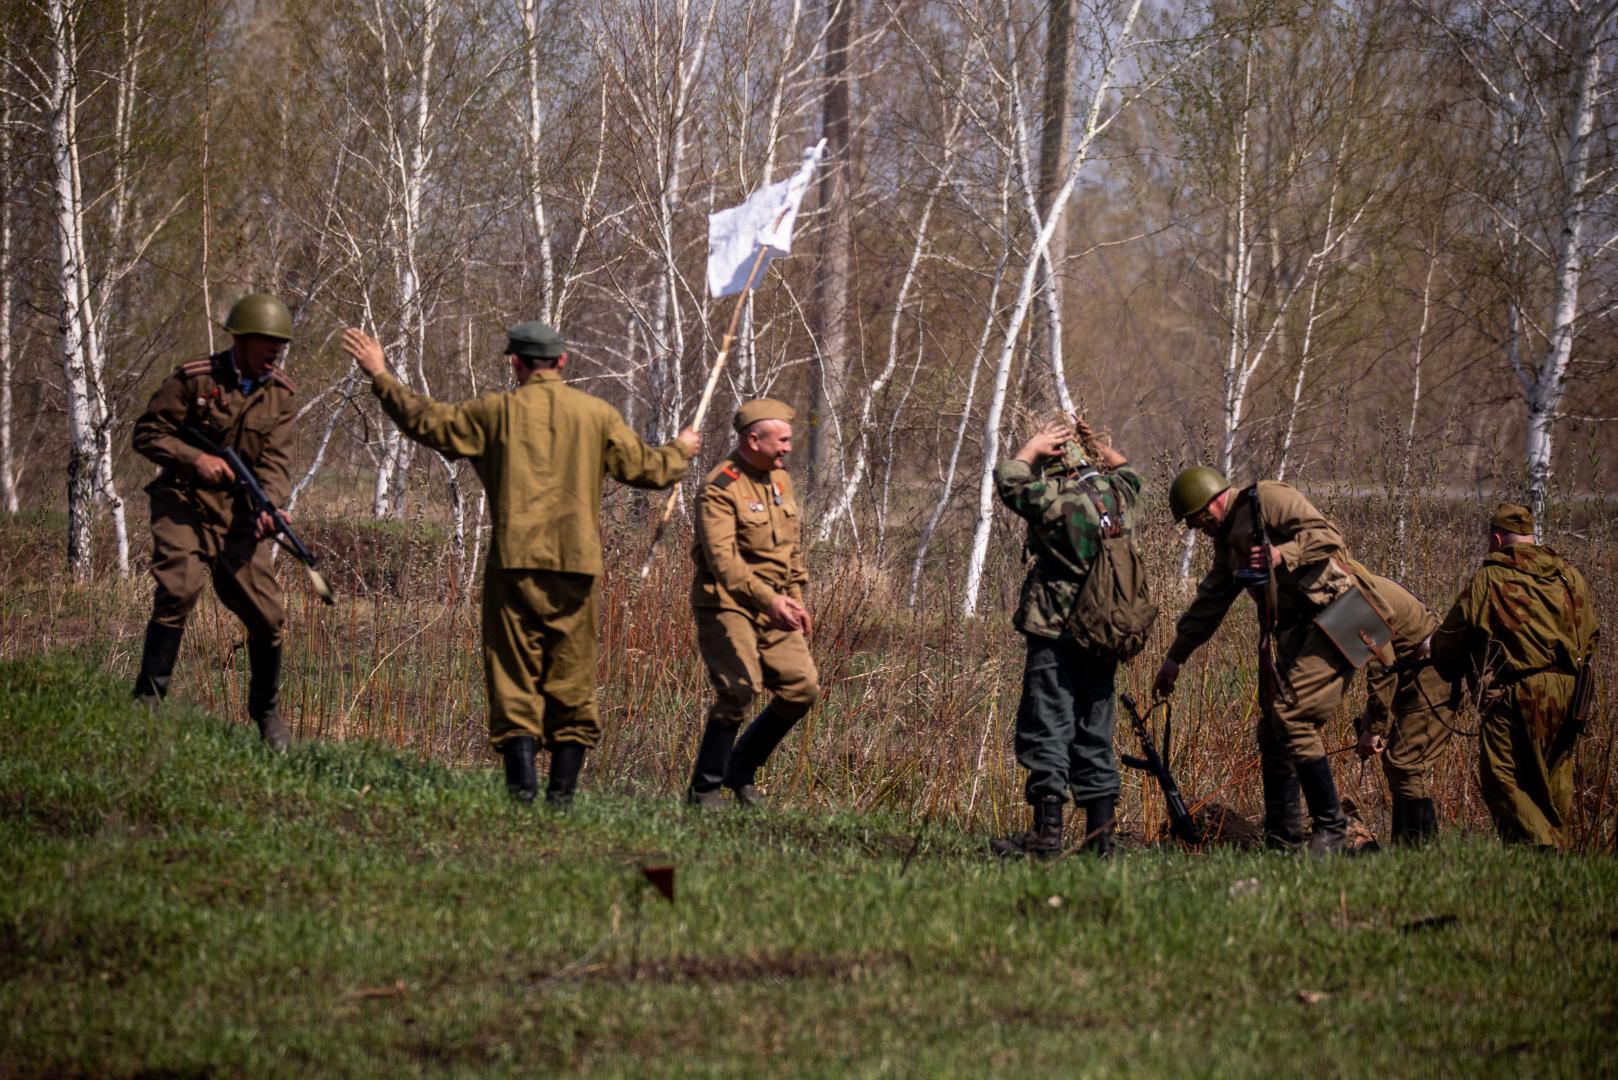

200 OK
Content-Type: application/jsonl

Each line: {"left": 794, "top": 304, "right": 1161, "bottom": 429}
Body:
{"left": 637, "top": 240, "right": 777, "bottom": 581}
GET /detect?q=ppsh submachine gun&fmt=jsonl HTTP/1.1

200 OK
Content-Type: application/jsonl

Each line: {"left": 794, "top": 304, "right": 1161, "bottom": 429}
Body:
{"left": 1119, "top": 693, "right": 1201, "bottom": 846}
{"left": 187, "top": 427, "right": 335, "bottom": 605}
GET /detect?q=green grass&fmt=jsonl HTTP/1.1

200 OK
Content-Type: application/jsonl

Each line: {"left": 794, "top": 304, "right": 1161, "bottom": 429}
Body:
{"left": 3, "top": 656, "right": 1615, "bottom": 1077}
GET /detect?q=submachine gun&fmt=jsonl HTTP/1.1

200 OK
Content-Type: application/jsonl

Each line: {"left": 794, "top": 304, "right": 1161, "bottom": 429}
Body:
{"left": 1119, "top": 693, "right": 1201, "bottom": 846}
{"left": 186, "top": 427, "right": 335, "bottom": 605}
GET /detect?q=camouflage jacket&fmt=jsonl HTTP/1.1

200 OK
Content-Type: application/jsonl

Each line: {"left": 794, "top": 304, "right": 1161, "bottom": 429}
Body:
{"left": 132, "top": 350, "right": 297, "bottom": 526}
{"left": 1431, "top": 544, "right": 1599, "bottom": 737}
{"left": 995, "top": 460, "right": 1143, "bottom": 639}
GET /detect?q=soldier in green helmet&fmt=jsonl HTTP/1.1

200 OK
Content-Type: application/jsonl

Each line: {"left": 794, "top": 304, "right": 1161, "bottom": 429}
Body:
{"left": 1153, "top": 466, "right": 1440, "bottom": 853}
{"left": 1431, "top": 502, "right": 1599, "bottom": 849}
{"left": 131, "top": 293, "right": 299, "bottom": 747}
{"left": 342, "top": 321, "right": 699, "bottom": 806}
{"left": 988, "top": 417, "right": 1142, "bottom": 859}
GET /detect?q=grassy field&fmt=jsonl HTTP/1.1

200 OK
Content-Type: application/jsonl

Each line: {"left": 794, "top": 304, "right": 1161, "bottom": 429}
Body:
{"left": 4, "top": 655, "right": 1616, "bottom": 1077}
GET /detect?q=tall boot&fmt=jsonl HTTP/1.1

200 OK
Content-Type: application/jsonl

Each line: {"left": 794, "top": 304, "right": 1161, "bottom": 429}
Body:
{"left": 1405, "top": 797, "right": 1437, "bottom": 846}
{"left": 247, "top": 641, "right": 289, "bottom": 751}
{"left": 990, "top": 796, "right": 1064, "bottom": 858}
{"left": 685, "top": 719, "right": 739, "bottom": 808}
{"left": 1082, "top": 795, "right": 1116, "bottom": 857}
{"left": 502, "top": 735, "right": 538, "bottom": 804}
{"left": 1295, "top": 757, "right": 1347, "bottom": 854}
{"left": 1261, "top": 765, "right": 1305, "bottom": 851}
{"left": 1389, "top": 798, "right": 1408, "bottom": 845}
{"left": 545, "top": 742, "right": 586, "bottom": 808}
{"left": 131, "top": 621, "right": 185, "bottom": 708}
{"left": 725, "top": 700, "right": 810, "bottom": 808}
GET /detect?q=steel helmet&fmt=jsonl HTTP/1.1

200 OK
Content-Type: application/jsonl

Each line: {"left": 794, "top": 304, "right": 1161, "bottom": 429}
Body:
{"left": 1169, "top": 466, "right": 1230, "bottom": 522}
{"left": 224, "top": 293, "right": 293, "bottom": 341}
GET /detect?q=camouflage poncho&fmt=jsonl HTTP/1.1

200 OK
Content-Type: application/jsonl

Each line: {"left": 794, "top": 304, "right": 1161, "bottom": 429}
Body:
{"left": 994, "top": 461, "right": 1143, "bottom": 639}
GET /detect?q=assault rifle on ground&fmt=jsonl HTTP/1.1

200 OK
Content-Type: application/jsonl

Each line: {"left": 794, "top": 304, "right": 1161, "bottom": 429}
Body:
{"left": 186, "top": 427, "right": 335, "bottom": 605}
{"left": 1119, "top": 693, "right": 1201, "bottom": 846}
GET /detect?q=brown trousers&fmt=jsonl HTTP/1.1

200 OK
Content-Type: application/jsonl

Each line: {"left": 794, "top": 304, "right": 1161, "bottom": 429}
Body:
{"left": 148, "top": 493, "right": 284, "bottom": 645}
{"left": 1258, "top": 621, "right": 1354, "bottom": 765}
{"left": 696, "top": 607, "right": 820, "bottom": 726}
{"left": 1380, "top": 663, "right": 1458, "bottom": 800}
{"left": 482, "top": 569, "right": 599, "bottom": 750}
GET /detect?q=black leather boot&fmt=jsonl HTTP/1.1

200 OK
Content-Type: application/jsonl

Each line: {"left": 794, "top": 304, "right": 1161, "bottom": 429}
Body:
{"left": 545, "top": 742, "right": 586, "bottom": 808}
{"left": 1261, "top": 765, "right": 1305, "bottom": 851}
{"left": 502, "top": 736, "right": 538, "bottom": 804}
{"left": 1082, "top": 795, "right": 1116, "bottom": 857}
{"left": 131, "top": 621, "right": 184, "bottom": 708}
{"left": 1405, "top": 797, "right": 1437, "bottom": 846}
{"left": 1296, "top": 757, "right": 1347, "bottom": 854}
{"left": 990, "top": 797, "right": 1065, "bottom": 858}
{"left": 247, "top": 641, "right": 289, "bottom": 750}
{"left": 685, "top": 719, "right": 739, "bottom": 808}
{"left": 725, "top": 700, "right": 810, "bottom": 807}
{"left": 1389, "top": 797, "right": 1408, "bottom": 845}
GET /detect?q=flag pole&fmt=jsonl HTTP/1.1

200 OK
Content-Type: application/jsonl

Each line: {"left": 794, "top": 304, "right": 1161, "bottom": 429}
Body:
{"left": 637, "top": 241, "right": 774, "bottom": 581}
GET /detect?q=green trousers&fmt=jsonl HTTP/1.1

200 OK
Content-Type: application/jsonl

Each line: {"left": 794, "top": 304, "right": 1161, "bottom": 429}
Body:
{"left": 1014, "top": 633, "right": 1119, "bottom": 805}
{"left": 481, "top": 569, "right": 599, "bottom": 750}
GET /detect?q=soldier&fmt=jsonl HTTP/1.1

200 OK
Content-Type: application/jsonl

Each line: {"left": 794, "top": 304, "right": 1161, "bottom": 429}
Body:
{"left": 1430, "top": 502, "right": 1599, "bottom": 849}
{"left": 684, "top": 398, "right": 818, "bottom": 808}
{"left": 1151, "top": 468, "right": 1421, "bottom": 853}
{"left": 130, "top": 293, "right": 300, "bottom": 748}
{"left": 341, "top": 322, "right": 699, "bottom": 806}
{"left": 1354, "top": 579, "right": 1458, "bottom": 845}
{"left": 988, "top": 419, "right": 1141, "bottom": 858}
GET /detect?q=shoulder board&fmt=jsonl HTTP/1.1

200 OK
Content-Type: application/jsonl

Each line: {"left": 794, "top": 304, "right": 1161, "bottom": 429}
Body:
{"left": 178, "top": 358, "right": 214, "bottom": 378}
{"left": 711, "top": 464, "right": 741, "bottom": 490}
{"left": 270, "top": 368, "right": 298, "bottom": 393}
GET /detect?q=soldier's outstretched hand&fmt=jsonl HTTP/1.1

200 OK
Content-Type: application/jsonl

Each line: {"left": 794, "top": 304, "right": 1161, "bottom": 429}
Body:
{"left": 341, "top": 328, "right": 387, "bottom": 377}
{"left": 1152, "top": 657, "right": 1180, "bottom": 699}
{"left": 675, "top": 427, "right": 701, "bottom": 457}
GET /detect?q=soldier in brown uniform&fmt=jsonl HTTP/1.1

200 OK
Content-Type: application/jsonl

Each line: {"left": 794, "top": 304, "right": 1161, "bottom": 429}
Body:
{"left": 1153, "top": 468, "right": 1431, "bottom": 853}
{"left": 1431, "top": 503, "right": 1599, "bottom": 849}
{"left": 342, "top": 322, "right": 698, "bottom": 806}
{"left": 1354, "top": 579, "right": 1458, "bottom": 845}
{"left": 685, "top": 398, "right": 819, "bottom": 808}
{"left": 130, "top": 294, "right": 299, "bottom": 748}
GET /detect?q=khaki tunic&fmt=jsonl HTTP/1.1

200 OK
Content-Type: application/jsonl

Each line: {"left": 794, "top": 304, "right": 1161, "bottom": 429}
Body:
{"left": 1432, "top": 543, "right": 1600, "bottom": 847}
{"left": 691, "top": 455, "right": 818, "bottom": 724}
{"left": 131, "top": 351, "right": 297, "bottom": 643}
{"left": 372, "top": 368, "right": 690, "bottom": 748}
{"left": 1359, "top": 577, "right": 1457, "bottom": 800}
{"left": 1167, "top": 482, "right": 1411, "bottom": 765}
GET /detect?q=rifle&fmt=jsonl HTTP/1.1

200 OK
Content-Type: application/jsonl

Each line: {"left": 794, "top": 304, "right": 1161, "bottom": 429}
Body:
{"left": 186, "top": 427, "right": 335, "bottom": 605}
{"left": 1237, "top": 486, "right": 1295, "bottom": 711}
{"left": 1119, "top": 693, "right": 1201, "bottom": 845}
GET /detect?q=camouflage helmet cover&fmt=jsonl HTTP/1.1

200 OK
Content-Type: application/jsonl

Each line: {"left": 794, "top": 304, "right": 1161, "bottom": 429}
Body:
{"left": 224, "top": 294, "right": 293, "bottom": 341}
{"left": 1169, "top": 465, "right": 1230, "bottom": 522}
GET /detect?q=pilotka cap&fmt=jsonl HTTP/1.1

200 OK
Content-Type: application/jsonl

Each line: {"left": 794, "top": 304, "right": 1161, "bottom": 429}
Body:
{"left": 734, "top": 398, "right": 795, "bottom": 433}
{"left": 1490, "top": 502, "right": 1535, "bottom": 535}
{"left": 505, "top": 321, "right": 565, "bottom": 360}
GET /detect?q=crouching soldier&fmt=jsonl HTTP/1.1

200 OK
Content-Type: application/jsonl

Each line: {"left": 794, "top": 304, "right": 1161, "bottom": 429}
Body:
{"left": 130, "top": 294, "right": 299, "bottom": 748}
{"left": 990, "top": 419, "right": 1143, "bottom": 858}
{"left": 1431, "top": 502, "right": 1599, "bottom": 849}
{"left": 685, "top": 399, "right": 819, "bottom": 808}
{"left": 343, "top": 322, "right": 698, "bottom": 806}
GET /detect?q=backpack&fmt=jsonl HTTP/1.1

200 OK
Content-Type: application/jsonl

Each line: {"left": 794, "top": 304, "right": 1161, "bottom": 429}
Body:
{"left": 1064, "top": 480, "right": 1159, "bottom": 661}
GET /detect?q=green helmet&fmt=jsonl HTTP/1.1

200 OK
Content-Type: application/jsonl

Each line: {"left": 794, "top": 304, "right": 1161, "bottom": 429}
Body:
{"left": 224, "top": 293, "right": 293, "bottom": 341}
{"left": 1169, "top": 466, "right": 1230, "bottom": 522}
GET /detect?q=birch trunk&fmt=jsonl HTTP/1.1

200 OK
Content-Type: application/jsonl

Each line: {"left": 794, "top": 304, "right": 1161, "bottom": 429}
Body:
{"left": 1028, "top": 0, "right": 1074, "bottom": 417}
{"left": 0, "top": 90, "right": 15, "bottom": 513}
{"left": 809, "top": 0, "right": 853, "bottom": 499}
{"left": 1394, "top": 244, "right": 1438, "bottom": 577}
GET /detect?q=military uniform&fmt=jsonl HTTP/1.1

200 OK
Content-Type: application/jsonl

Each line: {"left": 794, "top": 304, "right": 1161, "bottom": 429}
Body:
{"left": 1358, "top": 577, "right": 1457, "bottom": 843}
{"left": 369, "top": 333, "right": 689, "bottom": 769}
{"left": 1431, "top": 504, "right": 1599, "bottom": 848}
{"left": 130, "top": 294, "right": 299, "bottom": 747}
{"left": 1167, "top": 480, "right": 1418, "bottom": 851}
{"left": 686, "top": 399, "right": 818, "bottom": 806}
{"left": 991, "top": 457, "right": 1143, "bottom": 855}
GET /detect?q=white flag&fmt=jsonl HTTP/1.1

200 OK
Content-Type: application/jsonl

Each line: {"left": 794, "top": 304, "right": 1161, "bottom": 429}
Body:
{"left": 706, "top": 140, "right": 827, "bottom": 298}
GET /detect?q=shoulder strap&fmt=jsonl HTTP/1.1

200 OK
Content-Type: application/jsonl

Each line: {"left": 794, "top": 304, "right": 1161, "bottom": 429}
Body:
{"left": 1247, "top": 485, "right": 1266, "bottom": 545}
{"left": 711, "top": 464, "right": 740, "bottom": 490}
{"left": 1078, "top": 477, "right": 1121, "bottom": 539}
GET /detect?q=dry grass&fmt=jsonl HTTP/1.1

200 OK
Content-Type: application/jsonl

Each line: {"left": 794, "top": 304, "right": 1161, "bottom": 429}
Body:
{"left": 2, "top": 469, "right": 1613, "bottom": 851}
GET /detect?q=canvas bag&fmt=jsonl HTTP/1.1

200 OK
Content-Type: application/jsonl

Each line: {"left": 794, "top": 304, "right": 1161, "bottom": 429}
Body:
{"left": 1064, "top": 480, "right": 1159, "bottom": 661}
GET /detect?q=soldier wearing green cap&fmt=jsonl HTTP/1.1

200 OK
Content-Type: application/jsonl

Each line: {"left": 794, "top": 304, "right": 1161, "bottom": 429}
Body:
{"left": 684, "top": 397, "right": 818, "bottom": 808}
{"left": 988, "top": 418, "right": 1142, "bottom": 858}
{"left": 1153, "top": 468, "right": 1436, "bottom": 853}
{"left": 130, "top": 293, "right": 299, "bottom": 748}
{"left": 1431, "top": 502, "right": 1599, "bottom": 848}
{"left": 342, "top": 322, "right": 700, "bottom": 806}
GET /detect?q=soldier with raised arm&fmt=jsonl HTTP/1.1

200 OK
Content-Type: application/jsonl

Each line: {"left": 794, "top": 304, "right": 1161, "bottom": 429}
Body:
{"left": 343, "top": 322, "right": 699, "bottom": 806}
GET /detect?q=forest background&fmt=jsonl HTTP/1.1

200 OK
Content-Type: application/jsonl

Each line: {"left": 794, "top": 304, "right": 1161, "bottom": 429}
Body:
{"left": 2, "top": 0, "right": 1615, "bottom": 848}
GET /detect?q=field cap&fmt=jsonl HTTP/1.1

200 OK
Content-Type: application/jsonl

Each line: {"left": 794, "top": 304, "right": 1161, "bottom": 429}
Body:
{"left": 734, "top": 398, "right": 795, "bottom": 433}
{"left": 1490, "top": 502, "right": 1534, "bottom": 535}
{"left": 506, "top": 321, "right": 565, "bottom": 360}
